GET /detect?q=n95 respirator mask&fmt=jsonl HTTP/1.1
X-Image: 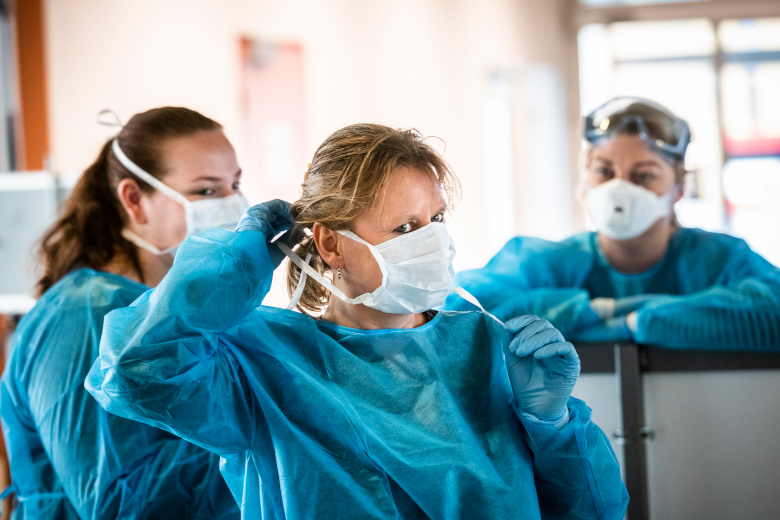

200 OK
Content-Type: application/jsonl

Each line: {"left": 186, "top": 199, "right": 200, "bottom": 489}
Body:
{"left": 584, "top": 179, "right": 674, "bottom": 240}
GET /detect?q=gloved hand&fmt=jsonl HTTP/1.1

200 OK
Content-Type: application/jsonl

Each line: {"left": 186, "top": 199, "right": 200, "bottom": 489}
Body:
{"left": 235, "top": 200, "right": 294, "bottom": 268}
{"left": 589, "top": 298, "right": 616, "bottom": 319}
{"left": 590, "top": 294, "right": 660, "bottom": 319}
{"left": 575, "top": 316, "right": 633, "bottom": 342}
{"left": 504, "top": 316, "right": 580, "bottom": 423}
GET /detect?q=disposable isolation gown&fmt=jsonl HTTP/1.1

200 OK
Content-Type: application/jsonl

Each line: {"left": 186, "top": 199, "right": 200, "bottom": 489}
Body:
{"left": 448, "top": 228, "right": 780, "bottom": 349}
{"left": 0, "top": 269, "right": 239, "bottom": 519}
{"left": 86, "top": 226, "right": 628, "bottom": 520}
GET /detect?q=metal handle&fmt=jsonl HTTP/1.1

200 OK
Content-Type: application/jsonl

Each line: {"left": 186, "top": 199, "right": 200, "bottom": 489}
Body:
{"left": 612, "top": 427, "right": 655, "bottom": 445}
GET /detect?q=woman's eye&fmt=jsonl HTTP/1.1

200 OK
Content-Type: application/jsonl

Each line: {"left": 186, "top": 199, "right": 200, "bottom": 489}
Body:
{"left": 596, "top": 166, "right": 612, "bottom": 178}
{"left": 394, "top": 222, "right": 413, "bottom": 234}
{"left": 195, "top": 188, "right": 216, "bottom": 197}
{"left": 635, "top": 172, "right": 654, "bottom": 184}
{"left": 431, "top": 213, "right": 444, "bottom": 223}
{"left": 232, "top": 181, "right": 241, "bottom": 191}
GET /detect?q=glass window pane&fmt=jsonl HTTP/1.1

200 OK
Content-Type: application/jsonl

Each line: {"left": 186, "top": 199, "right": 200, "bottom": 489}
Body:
{"left": 609, "top": 19, "right": 715, "bottom": 60}
{"left": 722, "top": 158, "right": 780, "bottom": 266}
{"left": 721, "top": 61, "right": 780, "bottom": 154}
{"left": 719, "top": 18, "right": 780, "bottom": 53}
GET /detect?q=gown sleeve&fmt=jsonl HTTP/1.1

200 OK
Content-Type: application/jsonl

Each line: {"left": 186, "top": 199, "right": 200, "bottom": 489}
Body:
{"left": 1, "top": 276, "right": 238, "bottom": 519}
{"left": 448, "top": 236, "right": 601, "bottom": 338}
{"left": 86, "top": 227, "right": 277, "bottom": 454}
{"left": 32, "top": 379, "right": 235, "bottom": 519}
{"left": 633, "top": 239, "right": 780, "bottom": 350}
{"left": 515, "top": 397, "right": 629, "bottom": 520}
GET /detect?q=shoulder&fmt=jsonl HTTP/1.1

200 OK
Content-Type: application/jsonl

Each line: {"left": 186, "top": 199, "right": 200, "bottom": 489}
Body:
{"left": 669, "top": 228, "right": 778, "bottom": 282}
{"left": 231, "top": 305, "right": 323, "bottom": 348}
{"left": 40, "top": 268, "right": 147, "bottom": 318}
{"left": 494, "top": 233, "right": 596, "bottom": 282}
{"left": 559, "top": 231, "right": 598, "bottom": 253}
{"left": 477, "top": 234, "right": 592, "bottom": 272}
{"left": 10, "top": 269, "right": 147, "bottom": 363}
{"left": 671, "top": 228, "right": 754, "bottom": 265}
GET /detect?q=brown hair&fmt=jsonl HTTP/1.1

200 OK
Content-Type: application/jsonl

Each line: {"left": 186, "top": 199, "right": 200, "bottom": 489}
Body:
{"left": 36, "top": 107, "right": 221, "bottom": 294}
{"left": 286, "top": 123, "right": 460, "bottom": 316}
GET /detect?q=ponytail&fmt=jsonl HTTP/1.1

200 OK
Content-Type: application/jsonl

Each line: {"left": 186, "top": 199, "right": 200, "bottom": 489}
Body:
{"left": 36, "top": 141, "right": 142, "bottom": 294}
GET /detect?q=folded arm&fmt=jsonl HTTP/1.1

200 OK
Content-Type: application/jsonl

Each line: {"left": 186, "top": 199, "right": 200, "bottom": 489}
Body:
{"left": 635, "top": 276, "right": 780, "bottom": 350}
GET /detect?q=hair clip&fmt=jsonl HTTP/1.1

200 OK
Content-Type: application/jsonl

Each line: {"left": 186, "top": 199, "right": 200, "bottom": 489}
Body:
{"left": 97, "top": 109, "right": 123, "bottom": 128}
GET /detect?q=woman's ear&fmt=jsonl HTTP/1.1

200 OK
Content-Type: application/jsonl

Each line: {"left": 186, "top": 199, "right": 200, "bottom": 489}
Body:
{"left": 672, "top": 183, "right": 685, "bottom": 204}
{"left": 117, "top": 178, "right": 148, "bottom": 226}
{"left": 312, "top": 223, "right": 342, "bottom": 270}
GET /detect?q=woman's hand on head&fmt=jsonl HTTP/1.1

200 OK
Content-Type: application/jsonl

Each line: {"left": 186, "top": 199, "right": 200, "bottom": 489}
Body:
{"left": 235, "top": 200, "right": 294, "bottom": 267}
{"left": 503, "top": 316, "right": 580, "bottom": 423}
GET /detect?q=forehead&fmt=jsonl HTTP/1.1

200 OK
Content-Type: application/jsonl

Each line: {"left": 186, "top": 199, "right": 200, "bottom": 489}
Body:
{"left": 365, "top": 166, "right": 445, "bottom": 218}
{"left": 161, "top": 130, "right": 238, "bottom": 176}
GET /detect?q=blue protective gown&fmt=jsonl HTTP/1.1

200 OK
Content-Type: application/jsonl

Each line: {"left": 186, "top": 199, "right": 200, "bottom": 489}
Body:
{"left": 86, "top": 227, "right": 628, "bottom": 520}
{"left": 0, "top": 269, "right": 240, "bottom": 519}
{"left": 448, "top": 228, "right": 780, "bottom": 349}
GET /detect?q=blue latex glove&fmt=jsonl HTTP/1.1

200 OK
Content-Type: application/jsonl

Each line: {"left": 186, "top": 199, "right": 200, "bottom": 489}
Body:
{"left": 504, "top": 316, "right": 581, "bottom": 423}
{"left": 234, "top": 200, "right": 294, "bottom": 268}
{"left": 575, "top": 316, "right": 633, "bottom": 342}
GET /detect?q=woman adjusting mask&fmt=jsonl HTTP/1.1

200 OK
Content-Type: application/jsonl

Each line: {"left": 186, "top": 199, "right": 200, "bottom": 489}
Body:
{"left": 88, "top": 123, "right": 628, "bottom": 519}
{"left": 277, "top": 166, "right": 456, "bottom": 321}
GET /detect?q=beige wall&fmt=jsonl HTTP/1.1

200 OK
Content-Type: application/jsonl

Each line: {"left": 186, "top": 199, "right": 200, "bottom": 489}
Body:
{"left": 43, "top": 0, "right": 581, "bottom": 273}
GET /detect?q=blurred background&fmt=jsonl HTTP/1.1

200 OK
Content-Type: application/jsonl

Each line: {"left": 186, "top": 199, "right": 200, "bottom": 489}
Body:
{"left": 2, "top": 0, "right": 780, "bottom": 300}
{"left": 1, "top": 1, "right": 780, "bottom": 518}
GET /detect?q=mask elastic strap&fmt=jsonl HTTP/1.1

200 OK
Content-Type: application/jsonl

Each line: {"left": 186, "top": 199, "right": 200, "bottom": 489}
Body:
{"left": 275, "top": 240, "right": 373, "bottom": 306}
{"left": 451, "top": 287, "right": 504, "bottom": 325}
{"left": 121, "top": 228, "right": 176, "bottom": 256}
{"left": 286, "top": 252, "right": 312, "bottom": 310}
{"left": 112, "top": 140, "right": 188, "bottom": 205}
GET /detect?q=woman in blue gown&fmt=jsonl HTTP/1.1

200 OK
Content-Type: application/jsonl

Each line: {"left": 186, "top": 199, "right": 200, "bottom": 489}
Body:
{"left": 0, "top": 107, "right": 243, "bottom": 518}
{"left": 86, "top": 123, "right": 628, "bottom": 519}
{"left": 450, "top": 97, "right": 780, "bottom": 349}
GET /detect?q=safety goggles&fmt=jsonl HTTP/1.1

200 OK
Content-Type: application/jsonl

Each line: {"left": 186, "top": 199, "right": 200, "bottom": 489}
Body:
{"left": 583, "top": 97, "right": 691, "bottom": 161}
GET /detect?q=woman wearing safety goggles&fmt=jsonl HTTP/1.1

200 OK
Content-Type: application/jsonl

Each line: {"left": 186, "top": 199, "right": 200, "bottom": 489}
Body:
{"left": 87, "top": 124, "right": 628, "bottom": 519}
{"left": 451, "top": 97, "right": 780, "bottom": 349}
{"left": 0, "top": 107, "right": 242, "bottom": 519}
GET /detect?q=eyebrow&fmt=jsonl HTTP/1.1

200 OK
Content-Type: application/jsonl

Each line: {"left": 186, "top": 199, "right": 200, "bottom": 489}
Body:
{"left": 393, "top": 205, "right": 449, "bottom": 226}
{"left": 192, "top": 170, "right": 242, "bottom": 183}
{"left": 591, "top": 158, "right": 662, "bottom": 168}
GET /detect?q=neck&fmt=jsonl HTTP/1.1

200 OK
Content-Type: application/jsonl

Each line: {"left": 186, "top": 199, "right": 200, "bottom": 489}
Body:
{"left": 322, "top": 298, "right": 428, "bottom": 330}
{"left": 598, "top": 218, "right": 676, "bottom": 274}
{"left": 100, "top": 248, "right": 173, "bottom": 288}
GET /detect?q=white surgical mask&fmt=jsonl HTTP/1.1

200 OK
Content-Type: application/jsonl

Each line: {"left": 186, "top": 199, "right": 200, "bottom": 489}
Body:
{"left": 277, "top": 222, "right": 456, "bottom": 314}
{"left": 112, "top": 139, "right": 249, "bottom": 256}
{"left": 585, "top": 179, "right": 674, "bottom": 240}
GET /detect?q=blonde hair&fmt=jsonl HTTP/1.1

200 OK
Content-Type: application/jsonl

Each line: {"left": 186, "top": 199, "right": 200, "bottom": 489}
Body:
{"left": 286, "top": 123, "right": 460, "bottom": 315}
